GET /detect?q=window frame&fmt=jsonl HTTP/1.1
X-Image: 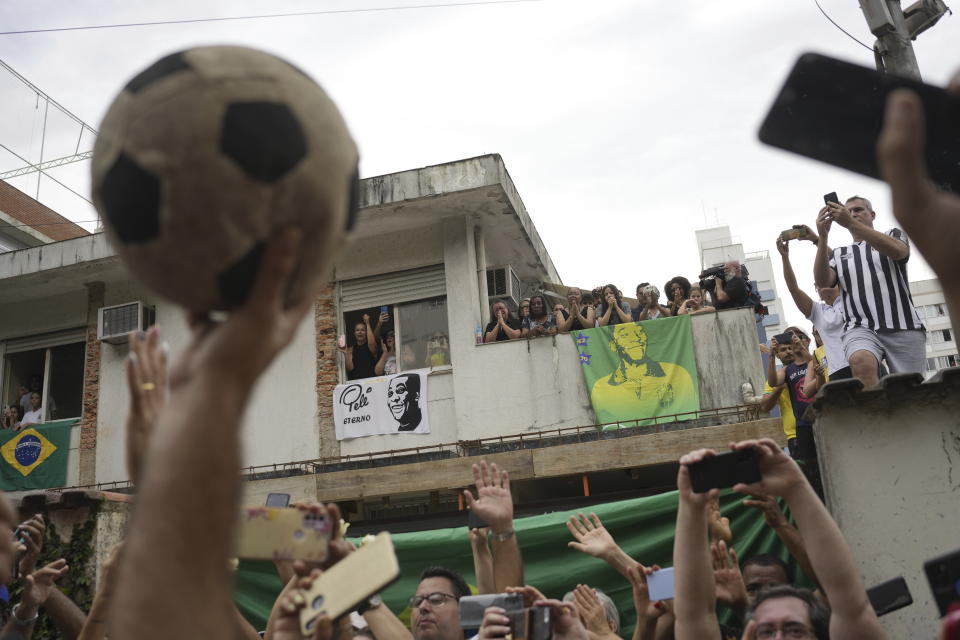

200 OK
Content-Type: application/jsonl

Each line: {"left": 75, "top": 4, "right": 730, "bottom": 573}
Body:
{"left": 1, "top": 327, "right": 87, "bottom": 423}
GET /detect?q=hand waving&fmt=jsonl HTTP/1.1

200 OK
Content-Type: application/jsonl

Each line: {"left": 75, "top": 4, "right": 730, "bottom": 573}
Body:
{"left": 566, "top": 512, "right": 617, "bottom": 560}
{"left": 463, "top": 460, "right": 513, "bottom": 533}
{"left": 126, "top": 326, "right": 168, "bottom": 485}
{"left": 712, "top": 541, "right": 747, "bottom": 612}
{"left": 22, "top": 558, "right": 69, "bottom": 609}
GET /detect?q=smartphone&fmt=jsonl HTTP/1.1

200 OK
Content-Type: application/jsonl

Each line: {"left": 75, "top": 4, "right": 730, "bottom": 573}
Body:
{"left": 780, "top": 228, "right": 802, "bottom": 241}
{"left": 925, "top": 547, "right": 960, "bottom": 616}
{"left": 646, "top": 567, "right": 676, "bottom": 601}
{"left": 459, "top": 593, "right": 523, "bottom": 629}
{"left": 866, "top": 576, "right": 913, "bottom": 616}
{"left": 380, "top": 306, "right": 389, "bottom": 315}
{"left": 759, "top": 53, "right": 960, "bottom": 192}
{"left": 688, "top": 449, "right": 762, "bottom": 493}
{"left": 823, "top": 192, "right": 839, "bottom": 206}
{"left": 773, "top": 332, "right": 794, "bottom": 344}
{"left": 265, "top": 492, "right": 290, "bottom": 508}
{"left": 300, "top": 532, "right": 400, "bottom": 635}
{"left": 467, "top": 509, "right": 489, "bottom": 530}
{"left": 236, "top": 506, "right": 331, "bottom": 562}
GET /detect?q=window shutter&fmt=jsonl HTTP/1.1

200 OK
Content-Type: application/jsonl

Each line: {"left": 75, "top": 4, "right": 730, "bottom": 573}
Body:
{"left": 4, "top": 327, "right": 87, "bottom": 354}
{"left": 340, "top": 265, "right": 446, "bottom": 311}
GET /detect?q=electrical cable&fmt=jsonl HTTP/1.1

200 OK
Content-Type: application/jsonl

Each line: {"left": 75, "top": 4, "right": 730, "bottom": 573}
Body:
{"left": 813, "top": 0, "right": 875, "bottom": 51}
{"left": 0, "top": 0, "right": 542, "bottom": 36}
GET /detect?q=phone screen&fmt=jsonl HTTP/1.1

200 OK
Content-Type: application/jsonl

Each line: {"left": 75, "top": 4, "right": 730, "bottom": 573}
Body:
{"left": 759, "top": 53, "right": 960, "bottom": 192}
{"left": 823, "top": 192, "right": 839, "bottom": 205}
{"left": 688, "top": 450, "right": 762, "bottom": 493}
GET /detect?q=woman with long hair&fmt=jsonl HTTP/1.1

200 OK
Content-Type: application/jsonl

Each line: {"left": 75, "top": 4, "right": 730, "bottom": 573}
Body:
{"left": 665, "top": 276, "right": 692, "bottom": 316}
{"left": 677, "top": 285, "right": 716, "bottom": 315}
{"left": 337, "top": 313, "right": 380, "bottom": 380}
{"left": 597, "top": 284, "right": 632, "bottom": 326}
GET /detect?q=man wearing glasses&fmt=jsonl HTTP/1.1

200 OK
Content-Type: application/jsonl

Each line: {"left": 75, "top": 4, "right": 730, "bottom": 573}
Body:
{"left": 410, "top": 568, "right": 471, "bottom": 640}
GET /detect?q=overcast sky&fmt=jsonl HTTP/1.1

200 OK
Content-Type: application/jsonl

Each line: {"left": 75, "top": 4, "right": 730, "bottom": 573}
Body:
{"left": 0, "top": 0, "right": 957, "bottom": 330}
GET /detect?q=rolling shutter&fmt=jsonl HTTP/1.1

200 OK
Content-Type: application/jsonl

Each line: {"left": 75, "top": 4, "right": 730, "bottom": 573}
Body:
{"left": 340, "top": 265, "right": 446, "bottom": 311}
{"left": 4, "top": 327, "right": 87, "bottom": 354}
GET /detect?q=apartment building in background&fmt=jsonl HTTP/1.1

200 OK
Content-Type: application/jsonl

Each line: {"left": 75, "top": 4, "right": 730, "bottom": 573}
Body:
{"left": 911, "top": 278, "right": 957, "bottom": 376}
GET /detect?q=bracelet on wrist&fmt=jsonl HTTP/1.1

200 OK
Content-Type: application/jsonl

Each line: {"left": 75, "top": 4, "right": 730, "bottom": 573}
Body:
{"left": 12, "top": 603, "right": 39, "bottom": 625}
{"left": 490, "top": 529, "right": 515, "bottom": 542}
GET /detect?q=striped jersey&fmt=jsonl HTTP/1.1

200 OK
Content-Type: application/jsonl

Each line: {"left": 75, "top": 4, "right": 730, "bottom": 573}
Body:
{"left": 829, "top": 228, "right": 923, "bottom": 332}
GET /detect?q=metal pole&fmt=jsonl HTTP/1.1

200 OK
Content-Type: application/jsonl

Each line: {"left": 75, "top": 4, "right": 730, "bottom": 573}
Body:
{"left": 859, "top": 0, "right": 922, "bottom": 80}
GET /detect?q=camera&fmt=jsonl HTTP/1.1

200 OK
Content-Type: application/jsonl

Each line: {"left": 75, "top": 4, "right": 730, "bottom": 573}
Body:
{"left": 698, "top": 265, "right": 725, "bottom": 292}
{"left": 459, "top": 594, "right": 552, "bottom": 640}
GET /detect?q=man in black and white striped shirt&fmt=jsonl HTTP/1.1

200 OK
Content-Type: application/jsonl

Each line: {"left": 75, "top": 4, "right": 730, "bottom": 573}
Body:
{"left": 813, "top": 195, "right": 925, "bottom": 389}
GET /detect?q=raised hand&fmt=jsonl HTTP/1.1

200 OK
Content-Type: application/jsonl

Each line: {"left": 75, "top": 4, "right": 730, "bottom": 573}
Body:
{"left": 712, "top": 541, "right": 747, "bottom": 613}
{"left": 478, "top": 606, "right": 512, "bottom": 640}
{"left": 22, "top": 558, "right": 69, "bottom": 609}
{"left": 826, "top": 201, "right": 855, "bottom": 228}
{"left": 742, "top": 493, "right": 788, "bottom": 529}
{"left": 626, "top": 563, "right": 666, "bottom": 621}
{"left": 707, "top": 496, "right": 732, "bottom": 544}
{"left": 678, "top": 448, "right": 720, "bottom": 507}
{"left": 126, "top": 325, "right": 168, "bottom": 484}
{"left": 463, "top": 460, "right": 513, "bottom": 533}
{"left": 566, "top": 512, "right": 618, "bottom": 560}
{"left": 775, "top": 237, "right": 789, "bottom": 257}
{"left": 505, "top": 584, "right": 547, "bottom": 609}
{"left": 731, "top": 439, "right": 807, "bottom": 500}
{"left": 16, "top": 514, "right": 45, "bottom": 576}
{"left": 815, "top": 207, "right": 832, "bottom": 238}
{"left": 572, "top": 584, "right": 613, "bottom": 635}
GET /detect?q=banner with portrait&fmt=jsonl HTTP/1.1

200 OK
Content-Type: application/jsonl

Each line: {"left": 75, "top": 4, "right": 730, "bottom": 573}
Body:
{"left": 571, "top": 316, "right": 701, "bottom": 427}
{"left": 333, "top": 369, "right": 431, "bottom": 440}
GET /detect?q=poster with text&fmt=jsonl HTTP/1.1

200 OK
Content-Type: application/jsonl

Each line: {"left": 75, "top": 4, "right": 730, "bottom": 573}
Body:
{"left": 334, "top": 369, "right": 431, "bottom": 440}
{"left": 572, "top": 316, "right": 700, "bottom": 428}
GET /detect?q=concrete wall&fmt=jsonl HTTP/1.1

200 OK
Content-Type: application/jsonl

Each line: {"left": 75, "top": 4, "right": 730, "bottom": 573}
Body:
{"left": 812, "top": 371, "right": 960, "bottom": 638}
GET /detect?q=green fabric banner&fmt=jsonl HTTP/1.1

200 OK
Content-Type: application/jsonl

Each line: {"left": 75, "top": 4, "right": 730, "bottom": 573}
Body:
{"left": 0, "top": 420, "right": 75, "bottom": 491}
{"left": 235, "top": 490, "right": 802, "bottom": 635}
{"left": 572, "top": 317, "right": 701, "bottom": 426}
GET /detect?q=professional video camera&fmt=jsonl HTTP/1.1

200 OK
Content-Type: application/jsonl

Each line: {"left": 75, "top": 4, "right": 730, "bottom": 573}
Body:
{"left": 698, "top": 265, "right": 726, "bottom": 292}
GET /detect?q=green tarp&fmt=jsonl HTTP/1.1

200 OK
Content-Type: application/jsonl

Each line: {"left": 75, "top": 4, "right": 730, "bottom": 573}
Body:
{"left": 572, "top": 317, "right": 701, "bottom": 427}
{"left": 235, "top": 489, "right": 800, "bottom": 635}
{"left": 0, "top": 419, "right": 75, "bottom": 491}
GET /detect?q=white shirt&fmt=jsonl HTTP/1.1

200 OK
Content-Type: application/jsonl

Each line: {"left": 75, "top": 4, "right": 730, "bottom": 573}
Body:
{"left": 807, "top": 297, "right": 849, "bottom": 373}
{"left": 20, "top": 408, "right": 42, "bottom": 426}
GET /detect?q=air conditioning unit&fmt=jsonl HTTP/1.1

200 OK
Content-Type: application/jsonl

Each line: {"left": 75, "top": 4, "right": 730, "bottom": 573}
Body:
{"left": 486, "top": 265, "right": 521, "bottom": 309}
{"left": 98, "top": 302, "right": 157, "bottom": 345}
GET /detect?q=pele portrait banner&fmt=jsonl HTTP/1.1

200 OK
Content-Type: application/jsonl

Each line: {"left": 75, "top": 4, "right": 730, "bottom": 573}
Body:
{"left": 0, "top": 420, "right": 74, "bottom": 491}
{"left": 334, "top": 370, "right": 431, "bottom": 440}
{"left": 572, "top": 316, "right": 701, "bottom": 427}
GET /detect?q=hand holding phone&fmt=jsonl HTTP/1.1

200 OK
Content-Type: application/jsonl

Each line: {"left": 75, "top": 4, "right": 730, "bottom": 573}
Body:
{"left": 823, "top": 192, "right": 839, "bottom": 206}
{"left": 688, "top": 449, "right": 762, "bottom": 493}
{"left": 646, "top": 567, "right": 676, "bottom": 601}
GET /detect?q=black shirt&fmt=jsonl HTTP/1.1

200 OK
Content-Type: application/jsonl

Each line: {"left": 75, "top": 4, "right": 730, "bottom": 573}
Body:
{"left": 484, "top": 317, "right": 521, "bottom": 341}
{"left": 349, "top": 343, "right": 378, "bottom": 380}
{"left": 715, "top": 276, "right": 750, "bottom": 310}
{"left": 560, "top": 308, "right": 591, "bottom": 331}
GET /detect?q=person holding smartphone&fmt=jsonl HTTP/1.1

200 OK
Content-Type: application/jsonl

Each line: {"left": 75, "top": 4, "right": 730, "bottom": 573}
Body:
{"left": 813, "top": 196, "right": 925, "bottom": 389}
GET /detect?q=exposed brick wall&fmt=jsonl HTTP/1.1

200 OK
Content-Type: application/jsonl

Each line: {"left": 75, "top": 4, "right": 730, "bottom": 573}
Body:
{"left": 315, "top": 281, "right": 340, "bottom": 459}
{"left": 78, "top": 282, "right": 105, "bottom": 484}
{"left": 0, "top": 180, "right": 89, "bottom": 241}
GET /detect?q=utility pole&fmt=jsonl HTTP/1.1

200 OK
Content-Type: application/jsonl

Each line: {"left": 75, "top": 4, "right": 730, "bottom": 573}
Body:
{"left": 857, "top": 0, "right": 951, "bottom": 80}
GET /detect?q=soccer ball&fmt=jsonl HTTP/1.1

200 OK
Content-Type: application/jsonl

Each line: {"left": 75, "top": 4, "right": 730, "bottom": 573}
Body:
{"left": 91, "top": 46, "right": 359, "bottom": 312}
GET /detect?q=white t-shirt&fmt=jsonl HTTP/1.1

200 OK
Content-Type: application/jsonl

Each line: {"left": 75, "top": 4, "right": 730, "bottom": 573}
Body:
{"left": 807, "top": 298, "right": 849, "bottom": 373}
{"left": 20, "top": 408, "right": 42, "bottom": 426}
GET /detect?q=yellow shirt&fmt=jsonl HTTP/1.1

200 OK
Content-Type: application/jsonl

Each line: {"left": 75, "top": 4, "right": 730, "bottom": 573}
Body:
{"left": 764, "top": 381, "right": 796, "bottom": 440}
{"left": 814, "top": 344, "right": 830, "bottom": 380}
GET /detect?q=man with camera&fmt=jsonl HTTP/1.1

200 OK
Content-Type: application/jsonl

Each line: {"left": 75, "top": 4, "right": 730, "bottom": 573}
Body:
{"left": 700, "top": 261, "right": 751, "bottom": 311}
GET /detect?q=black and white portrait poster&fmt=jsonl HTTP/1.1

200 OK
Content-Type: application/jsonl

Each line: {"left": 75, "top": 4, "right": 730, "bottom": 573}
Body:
{"left": 333, "top": 369, "right": 431, "bottom": 440}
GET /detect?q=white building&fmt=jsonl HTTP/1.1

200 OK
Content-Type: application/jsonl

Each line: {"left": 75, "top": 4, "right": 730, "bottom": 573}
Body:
{"left": 694, "top": 225, "right": 788, "bottom": 342}
{"left": 910, "top": 278, "right": 957, "bottom": 376}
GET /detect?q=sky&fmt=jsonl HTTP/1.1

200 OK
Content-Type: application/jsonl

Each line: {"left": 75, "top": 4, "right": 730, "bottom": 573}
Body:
{"left": 0, "top": 0, "right": 957, "bottom": 331}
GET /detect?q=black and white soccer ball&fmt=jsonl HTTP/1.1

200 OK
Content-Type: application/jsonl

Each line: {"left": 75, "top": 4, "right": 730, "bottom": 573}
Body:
{"left": 92, "top": 45, "right": 359, "bottom": 312}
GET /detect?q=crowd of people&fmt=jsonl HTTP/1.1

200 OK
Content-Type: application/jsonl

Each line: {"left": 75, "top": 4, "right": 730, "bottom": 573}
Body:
{"left": 1, "top": 377, "right": 48, "bottom": 431}
{"left": 483, "top": 275, "right": 740, "bottom": 344}
{"left": 0, "top": 66, "right": 956, "bottom": 640}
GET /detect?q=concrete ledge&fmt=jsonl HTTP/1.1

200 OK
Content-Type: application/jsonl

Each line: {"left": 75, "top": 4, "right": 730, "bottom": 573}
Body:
{"left": 247, "top": 417, "right": 785, "bottom": 502}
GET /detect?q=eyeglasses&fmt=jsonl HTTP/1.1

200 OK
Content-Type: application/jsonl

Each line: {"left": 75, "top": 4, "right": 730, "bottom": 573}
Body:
{"left": 755, "top": 622, "right": 815, "bottom": 639}
{"left": 409, "top": 592, "right": 458, "bottom": 608}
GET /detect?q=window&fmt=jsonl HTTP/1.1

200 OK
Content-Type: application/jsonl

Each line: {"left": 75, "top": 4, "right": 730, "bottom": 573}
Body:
{"left": 926, "top": 358, "right": 937, "bottom": 371}
{"left": 2, "top": 328, "right": 86, "bottom": 422}
{"left": 922, "top": 303, "right": 946, "bottom": 319}
{"left": 928, "top": 329, "right": 953, "bottom": 344}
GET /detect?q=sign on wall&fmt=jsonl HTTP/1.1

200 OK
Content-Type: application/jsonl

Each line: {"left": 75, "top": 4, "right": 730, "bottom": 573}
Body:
{"left": 334, "top": 370, "right": 431, "bottom": 440}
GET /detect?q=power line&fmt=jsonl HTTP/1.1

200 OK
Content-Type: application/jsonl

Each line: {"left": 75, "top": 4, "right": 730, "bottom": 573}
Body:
{"left": 0, "top": 0, "right": 542, "bottom": 36}
{"left": 814, "top": 0, "right": 875, "bottom": 51}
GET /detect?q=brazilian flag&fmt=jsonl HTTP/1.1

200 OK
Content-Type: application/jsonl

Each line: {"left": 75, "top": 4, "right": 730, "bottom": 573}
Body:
{"left": 0, "top": 420, "right": 74, "bottom": 491}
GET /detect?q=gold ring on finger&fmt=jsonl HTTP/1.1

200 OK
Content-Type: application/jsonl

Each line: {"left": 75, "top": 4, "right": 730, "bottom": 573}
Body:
{"left": 141, "top": 382, "right": 156, "bottom": 391}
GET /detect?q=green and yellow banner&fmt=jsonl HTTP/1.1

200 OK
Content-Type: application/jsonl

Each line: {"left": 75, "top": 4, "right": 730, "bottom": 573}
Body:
{"left": 572, "top": 316, "right": 700, "bottom": 426}
{"left": 0, "top": 420, "right": 74, "bottom": 491}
